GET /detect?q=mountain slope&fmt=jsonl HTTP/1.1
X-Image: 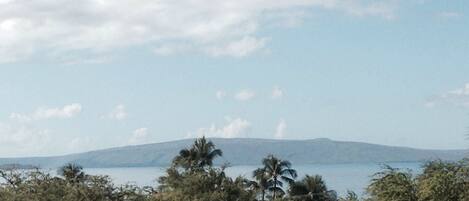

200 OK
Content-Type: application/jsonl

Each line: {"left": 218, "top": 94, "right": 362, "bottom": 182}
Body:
{"left": 0, "top": 138, "right": 466, "bottom": 168}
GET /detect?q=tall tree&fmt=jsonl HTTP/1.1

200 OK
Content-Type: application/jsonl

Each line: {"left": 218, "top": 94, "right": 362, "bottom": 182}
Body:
{"left": 58, "top": 163, "right": 86, "bottom": 184}
{"left": 173, "top": 136, "right": 223, "bottom": 171}
{"left": 367, "top": 165, "right": 417, "bottom": 201}
{"left": 339, "top": 190, "right": 359, "bottom": 201}
{"left": 251, "top": 167, "right": 271, "bottom": 201}
{"left": 173, "top": 147, "right": 198, "bottom": 171}
{"left": 158, "top": 137, "right": 255, "bottom": 201}
{"left": 192, "top": 136, "right": 223, "bottom": 168}
{"left": 289, "top": 174, "right": 337, "bottom": 201}
{"left": 261, "top": 154, "right": 297, "bottom": 200}
{"left": 416, "top": 160, "right": 469, "bottom": 201}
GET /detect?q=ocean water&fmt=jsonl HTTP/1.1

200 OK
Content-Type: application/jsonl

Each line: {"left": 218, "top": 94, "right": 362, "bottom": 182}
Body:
{"left": 83, "top": 162, "right": 421, "bottom": 196}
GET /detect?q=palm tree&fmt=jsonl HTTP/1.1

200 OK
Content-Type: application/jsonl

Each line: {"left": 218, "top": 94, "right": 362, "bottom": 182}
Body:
{"left": 261, "top": 154, "right": 297, "bottom": 200}
{"left": 192, "top": 136, "right": 223, "bottom": 168}
{"left": 339, "top": 190, "right": 359, "bottom": 201}
{"left": 173, "top": 137, "right": 222, "bottom": 171}
{"left": 289, "top": 175, "right": 337, "bottom": 201}
{"left": 58, "top": 163, "right": 85, "bottom": 184}
{"left": 174, "top": 147, "right": 198, "bottom": 170}
{"left": 251, "top": 167, "right": 271, "bottom": 201}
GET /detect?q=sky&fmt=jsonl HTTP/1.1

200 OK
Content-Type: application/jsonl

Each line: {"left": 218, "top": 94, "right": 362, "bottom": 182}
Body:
{"left": 0, "top": 0, "right": 468, "bottom": 157}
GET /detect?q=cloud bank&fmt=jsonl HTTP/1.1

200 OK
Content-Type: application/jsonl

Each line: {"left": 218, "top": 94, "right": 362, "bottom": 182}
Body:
{"left": 272, "top": 86, "right": 284, "bottom": 99}
{"left": 0, "top": 0, "right": 397, "bottom": 62}
{"left": 235, "top": 89, "right": 256, "bottom": 101}
{"left": 426, "top": 83, "right": 469, "bottom": 108}
{"left": 102, "top": 104, "right": 127, "bottom": 120}
{"left": 10, "top": 103, "right": 82, "bottom": 121}
{"left": 274, "top": 119, "right": 287, "bottom": 139}
{"left": 187, "top": 117, "right": 251, "bottom": 138}
{"left": 129, "top": 128, "right": 149, "bottom": 145}
{"left": 0, "top": 103, "right": 82, "bottom": 156}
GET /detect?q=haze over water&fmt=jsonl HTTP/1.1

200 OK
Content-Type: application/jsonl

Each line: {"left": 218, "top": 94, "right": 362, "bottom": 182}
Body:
{"left": 83, "top": 162, "right": 421, "bottom": 196}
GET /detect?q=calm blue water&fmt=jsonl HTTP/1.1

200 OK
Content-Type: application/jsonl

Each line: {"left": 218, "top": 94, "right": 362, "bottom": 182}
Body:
{"left": 83, "top": 162, "right": 421, "bottom": 196}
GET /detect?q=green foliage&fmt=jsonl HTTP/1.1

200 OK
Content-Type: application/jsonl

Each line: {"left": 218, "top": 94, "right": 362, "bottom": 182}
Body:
{"left": 255, "top": 154, "right": 297, "bottom": 200}
{"left": 251, "top": 167, "right": 271, "bottom": 201}
{"left": 367, "top": 160, "right": 469, "bottom": 201}
{"left": 416, "top": 160, "right": 469, "bottom": 201}
{"left": 173, "top": 136, "right": 223, "bottom": 172}
{"left": 339, "top": 190, "right": 359, "bottom": 201}
{"left": 288, "top": 175, "right": 337, "bottom": 201}
{"left": 367, "top": 165, "right": 417, "bottom": 201}
{"left": 0, "top": 167, "right": 155, "bottom": 201}
{"left": 156, "top": 137, "right": 256, "bottom": 201}
{"left": 58, "top": 163, "right": 86, "bottom": 184}
{"left": 156, "top": 167, "right": 255, "bottom": 201}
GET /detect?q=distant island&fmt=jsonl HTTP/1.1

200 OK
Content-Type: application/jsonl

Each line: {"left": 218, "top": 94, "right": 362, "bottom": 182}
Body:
{"left": 0, "top": 138, "right": 467, "bottom": 168}
{"left": 0, "top": 163, "right": 38, "bottom": 170}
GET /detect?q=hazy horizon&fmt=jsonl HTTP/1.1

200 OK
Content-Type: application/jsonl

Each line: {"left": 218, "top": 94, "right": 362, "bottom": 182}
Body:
{"left": 1, "top": 0, "right": 469, "bottom": 157}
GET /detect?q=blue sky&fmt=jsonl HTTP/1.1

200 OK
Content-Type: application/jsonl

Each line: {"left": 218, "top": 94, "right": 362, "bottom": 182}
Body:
{"left": 0, "top": 0, "right": 468, "bottom": 156}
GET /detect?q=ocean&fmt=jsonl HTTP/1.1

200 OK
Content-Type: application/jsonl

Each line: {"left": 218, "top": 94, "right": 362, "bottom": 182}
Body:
{"left": 78, "top": 162, "right": 422, "bottom": 196}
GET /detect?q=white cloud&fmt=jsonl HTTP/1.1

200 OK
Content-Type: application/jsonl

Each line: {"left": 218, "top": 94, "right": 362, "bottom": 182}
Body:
{"left": 216, "top": 90, "right": 227, "bottom": 100}
{"left": 274, "top": 119, "right": 287, "bottom": 139}
{"left": 449, "top": 83, "right": 469, "bottom": 96}
{"left": 0, "top": 123, "right": 51, "bottom": 156}
{"left": 424, "top": 101, "right": 436, "bottom": 108}
{"left": 427, "top": 83, "right": 469, "bottom": 108}
{"left": 205, "top": 36, "right": 268, "bottom": 58}
{"left": 437, "top": 11, "right": 462, "bottom": 19}
{"left": 336, "top": 0, "right": 397, "bottom": 20}
{"left": 129, "top": 128, "right": 149, "bottom": 145}
{"left": 187, "top": 117, "right": 251, "bottom": 138}
{"left": 152, "top": 43, "right": 194, "bottom": 56}
{"left": 0, "top": 0, "right": 397, "bottom": 62}
{"left": 272, "top": 86, "right": 284, "bottom": 99}
{"left": 102, "top": 104, "right": 127, "bottom": 120}
{"left": 2, "top": 103, "right": 84, "bottom": 156}
{"left": 10, "top": 103, "right": 82, "bottom": 121}
{"left": 235, "top": 89, "right": 256, "bottom": 101}
{"left": 1, "top": 103, "right": 85, "bottom": 156}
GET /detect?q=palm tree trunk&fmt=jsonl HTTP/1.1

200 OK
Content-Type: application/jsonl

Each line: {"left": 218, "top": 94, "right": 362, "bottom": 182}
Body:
{"left": 273, "top": 177, "right": 277, "bottom": 200}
